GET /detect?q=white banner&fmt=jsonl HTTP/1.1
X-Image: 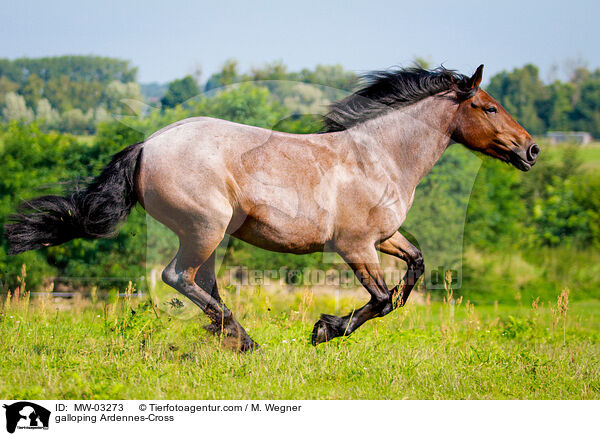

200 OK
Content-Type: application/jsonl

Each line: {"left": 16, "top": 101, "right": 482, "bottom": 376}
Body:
{"left": 0, "top": 400, "right": 596, "bottom": 436}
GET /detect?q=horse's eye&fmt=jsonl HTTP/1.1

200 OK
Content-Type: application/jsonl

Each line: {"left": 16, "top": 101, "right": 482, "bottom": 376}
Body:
{"left": 484, "top": 106, "right": 497, "bottom": 114}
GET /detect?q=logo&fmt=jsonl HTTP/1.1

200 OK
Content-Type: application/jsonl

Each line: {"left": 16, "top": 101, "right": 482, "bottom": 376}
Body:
{"left": 3, "top": 402, "right": 50, "bottom": 434}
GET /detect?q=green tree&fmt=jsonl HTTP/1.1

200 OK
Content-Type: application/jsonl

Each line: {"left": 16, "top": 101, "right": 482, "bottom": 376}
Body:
{"left": 0, "top": 56, "right": 140, "bottom": 133}
{"left": 299, "top": 64, "right": 357, "bottom": 91}
{"left": 543, "top": 81, "right": 575, "bottom": 131}
{"left": 2, "top": 93, "right": 34, "bottom": 122}
{"left": 0, "top": 56, "right": 137, "bottom": 85}
{"left": 0, "top": 123, "right": 88, "bottom": 289}
{"left": 486, "top": 64, "right": 547, "bottom": 134}
{"left": 160, "top": 75, "right": 200, "bottom": 109}
{"left": 464, "top": 160, "right": 529, "bottom": 249}
{"left": 59, "top": 109, "right": 94, "bottom": 134}
{"left": 570, "top": 72, "right": 600, "bottom": 137}
{"left": 105, "top": 80, "right": 143, "bottom": 115}
{"left": 20, "top": 73, "right": 44, "bottom": 108}
{"left": 35, "top": 98, "right": 60, "bottom": 129}
{"left": 249, "top": 60, "right": 288, "bottom": 82}
{"left": 205, "top": 59, "right": 240, "bottom": 91}
{"left": 191, "top": 82, "right": 283, "bottom": 128}
{"left": 0, "top": 76, "right": 19, "bottom": 107}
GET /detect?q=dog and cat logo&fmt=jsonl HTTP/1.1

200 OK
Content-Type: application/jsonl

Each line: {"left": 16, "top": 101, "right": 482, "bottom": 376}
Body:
{"left": 2, "top": 402, "right": 50, "bottom": 433}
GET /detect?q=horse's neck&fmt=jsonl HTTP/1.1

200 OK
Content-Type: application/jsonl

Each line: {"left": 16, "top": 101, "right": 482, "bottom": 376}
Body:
{"left": 346, "top": 95, "right": 457, "bottom": 189}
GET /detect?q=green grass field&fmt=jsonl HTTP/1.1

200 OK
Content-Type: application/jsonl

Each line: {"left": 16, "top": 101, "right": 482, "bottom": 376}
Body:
{"left": 580, "top": 144, "right": 600, "bottom": 170}
{"left": 1, "top": 285, "right": 598, "bottom": 400}
{"left": 539, "top": 140, "right": 600, "bottom": 170}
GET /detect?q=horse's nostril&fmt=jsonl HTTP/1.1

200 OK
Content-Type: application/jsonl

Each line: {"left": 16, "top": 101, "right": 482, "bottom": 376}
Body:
{"left": 527, "top": 143, "right": 540, "bottom": 161}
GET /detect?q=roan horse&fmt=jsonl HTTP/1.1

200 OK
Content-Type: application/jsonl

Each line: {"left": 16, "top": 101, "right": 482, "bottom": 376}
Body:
{"left": 5, "top": 65, "right": 539, "bottom": 351}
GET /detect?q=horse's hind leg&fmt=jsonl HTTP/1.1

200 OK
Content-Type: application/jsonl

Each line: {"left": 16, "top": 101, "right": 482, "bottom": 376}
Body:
{"left": 194, "top": 251, "right": 232, "bottom": 334}
{"left": 162, "top": 238, "right": 257, "bottom": 352}
{"left": 194, "top": 251, "right": 221, "bottom": 302}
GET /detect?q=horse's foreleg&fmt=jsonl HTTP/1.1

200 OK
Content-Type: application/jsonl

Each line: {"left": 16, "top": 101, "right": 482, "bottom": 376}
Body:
{"left": 376, "top": 231, "right": 424, "bottom": 307}
{"left": 312, "top": 246, "right": 392, "bottom": 345}
{"left": 162, "top": 242, "right": 257, "bottom": 352}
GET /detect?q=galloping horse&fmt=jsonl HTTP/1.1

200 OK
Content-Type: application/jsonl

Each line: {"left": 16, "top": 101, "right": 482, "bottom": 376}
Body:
{"left": 5, "top": 65, "right": 539, "bottom": 351}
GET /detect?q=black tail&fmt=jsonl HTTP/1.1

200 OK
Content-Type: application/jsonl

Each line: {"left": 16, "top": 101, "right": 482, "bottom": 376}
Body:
{"left": 5, "top": 142, "right": 144, "bottom": 255}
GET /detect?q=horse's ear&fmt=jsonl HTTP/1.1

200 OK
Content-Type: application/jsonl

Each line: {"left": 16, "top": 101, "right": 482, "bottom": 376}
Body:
{"left": 468, "top": 64, "right": 484, "bottom": 89}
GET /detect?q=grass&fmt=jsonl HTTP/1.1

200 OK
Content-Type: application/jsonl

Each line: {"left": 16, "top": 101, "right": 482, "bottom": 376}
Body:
{"left": 73, "top": 134, "right": 95, "bottom": 146}
{"left": 539, "top": 140, "right": 600, "bottom": 170}
{"left": 462, "top": 247, "right": 600, "bottom": 303}
{"left": 0, "top": 283, "right": 599, "bottom": 400}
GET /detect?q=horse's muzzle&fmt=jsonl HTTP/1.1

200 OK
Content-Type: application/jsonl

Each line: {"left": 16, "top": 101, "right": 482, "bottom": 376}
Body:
{"left": 511, "top": 143, "right": 539, "bottom": 171}
{"left": 526, "top": 143, "right": 540, "bottom": 163}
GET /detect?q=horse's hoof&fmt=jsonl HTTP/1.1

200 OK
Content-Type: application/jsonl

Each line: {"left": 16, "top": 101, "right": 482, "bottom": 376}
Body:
{"left": 204, "top": 321, "right": 258, "bottom": 352}
{"left": 239, "top": 337, "right": 259, "bottom": 353}
{"left": 222, "top": 334, "right": 259, "bottom": 353}
{"left": 311, "top": 314, "right": 344, "bottom": 346}
{"left": 312, "top": 319, "right": 328, "bottom": 345}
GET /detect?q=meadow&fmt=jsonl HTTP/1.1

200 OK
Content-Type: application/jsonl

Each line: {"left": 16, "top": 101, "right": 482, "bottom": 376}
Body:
{"left": 1, "top": 281, "right": 599, "bottom": 400}
{"left": 541, "top": 140, "right": 600, "bottom": 170}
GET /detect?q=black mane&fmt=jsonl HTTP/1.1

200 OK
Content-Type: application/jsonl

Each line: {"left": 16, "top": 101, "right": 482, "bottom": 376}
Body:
{"left": 322, "top": 66, "right": 477, "bottom": 132}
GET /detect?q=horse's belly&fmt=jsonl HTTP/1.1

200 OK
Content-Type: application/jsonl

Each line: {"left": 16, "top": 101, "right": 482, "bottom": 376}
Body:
{"left": 227, "top": 205, "right": 331, "bottom": 254}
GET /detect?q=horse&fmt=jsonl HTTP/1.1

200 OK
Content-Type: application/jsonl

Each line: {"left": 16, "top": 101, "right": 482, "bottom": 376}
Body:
{"left": 5, "top": 65, "right": 540, "bottom": 351}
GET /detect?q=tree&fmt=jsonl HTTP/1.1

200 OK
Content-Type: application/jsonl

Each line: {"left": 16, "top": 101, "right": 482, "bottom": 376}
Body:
{"left": 105, "top": 80, "right": 143, "bottom": 115}
{"left": 204, "top": 59, "right": 240, "bottom": 92}
{"left": 20, "top": 73, "right": 44, "bottom": 108}
{"left": 0, "top": 76, "right": 19, "bottom": 107}
{"left": 543, "top": 81, "right": 575, "bottom": 131}
{"left": 160, "top": 75, "right": 200, "bottom": 109}
{"left": 94, "top": 106, "right": 111, "bottom": 124}
{"left": 299, "top": 64, "right": 357, "bottom": 91}
{"left": 0, "top": 121, "right": 148, "bottom": 290}
{"left": 486, "top": 64, "right": 547, "bottom": 134}
{"left": 249, "top": 60, "right": 288, "bottom": 81}
{"left": 0, "top": 55, "right": 137, "bottom": 85}
{"left": 571, "top": 73, "right": 600, "bottom": 137}
{"left": 192, "top": 82, "right": 283, "bottom": 128}
{"left": 281, "top": 83, "right": 328, "bottom": 114}
{"left": 2, "top": 92, "right": 34, "bottom": 122}
{"left": 0, "top": 56, "right": 140, "bottom": 133}
{"left": 35, "top": 98, "right": 60, "bottom": 128}
{"left": 59, "top": 109, "right": 94, "bottom": 134}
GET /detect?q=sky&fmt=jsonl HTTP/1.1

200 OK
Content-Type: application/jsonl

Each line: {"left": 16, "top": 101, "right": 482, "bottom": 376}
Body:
{"left": 2, "top": 0, "right": 599, "bottom": 84}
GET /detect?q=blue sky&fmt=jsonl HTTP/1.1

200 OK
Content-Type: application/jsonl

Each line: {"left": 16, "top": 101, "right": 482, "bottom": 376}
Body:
{"left": 2, "top": 0, "right": 598, "bottom": 84}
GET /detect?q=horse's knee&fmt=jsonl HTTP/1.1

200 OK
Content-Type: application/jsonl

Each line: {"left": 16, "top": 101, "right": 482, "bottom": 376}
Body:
{"left": 413, "top": 251, "right": 425, "bottom": 275}
{"left": 406, "top": 251, "right": 424, "bottom": 281}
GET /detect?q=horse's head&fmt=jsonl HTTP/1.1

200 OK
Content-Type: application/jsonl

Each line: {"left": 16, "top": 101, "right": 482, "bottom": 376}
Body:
{"left": 451, "top": 65, "right": 540, "bottom": 171}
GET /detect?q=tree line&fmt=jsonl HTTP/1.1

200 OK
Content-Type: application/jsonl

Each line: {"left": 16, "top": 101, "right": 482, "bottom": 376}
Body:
{"left": 2, "top": 56, "right": 600, "bottom": 137}
{"left": 0, "top": 56, "right": 141, "bottom": 134}
{"left": 487, "top": 63, "right": 600, "bottom": 137}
